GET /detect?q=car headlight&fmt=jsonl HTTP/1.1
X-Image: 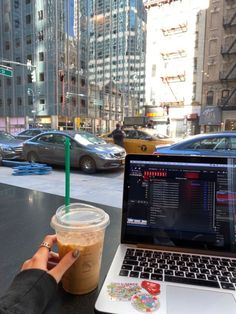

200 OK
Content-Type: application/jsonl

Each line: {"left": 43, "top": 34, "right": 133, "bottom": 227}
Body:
{"left": 1, "top": 145, "right": 14, "bottom": 153}
{"left": 96, "top": 153, "right": 113, "bottom": 159}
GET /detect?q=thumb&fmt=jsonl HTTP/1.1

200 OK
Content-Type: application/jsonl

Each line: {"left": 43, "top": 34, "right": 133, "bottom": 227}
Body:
{"left": 48, "top": 250, "right": 80, "bottom": 283}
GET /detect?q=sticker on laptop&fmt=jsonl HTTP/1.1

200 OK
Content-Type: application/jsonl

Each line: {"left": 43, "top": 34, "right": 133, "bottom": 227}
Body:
{"left": 141, "top": 281, "right": 161, "bottom": 295}
{"left": 131, "top": 293, "right": 159, "bottom": 312}
{"left": 107, "top": 282, "right": 142, "bottom": 301}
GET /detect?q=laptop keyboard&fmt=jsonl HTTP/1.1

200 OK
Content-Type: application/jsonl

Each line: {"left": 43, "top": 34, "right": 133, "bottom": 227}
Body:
{"left": 119, "top": 248, "right": 236, "bottom": 290}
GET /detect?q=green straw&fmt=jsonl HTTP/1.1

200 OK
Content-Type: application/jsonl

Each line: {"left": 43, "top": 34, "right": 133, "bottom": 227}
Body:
{"left": 65, "top": 137, "right": 70, "bottom": 207}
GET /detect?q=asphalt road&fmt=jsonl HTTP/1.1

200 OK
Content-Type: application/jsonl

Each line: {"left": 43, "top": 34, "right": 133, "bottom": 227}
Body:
{"left": 0, "top": 164, "right": 124, "bottom": 208}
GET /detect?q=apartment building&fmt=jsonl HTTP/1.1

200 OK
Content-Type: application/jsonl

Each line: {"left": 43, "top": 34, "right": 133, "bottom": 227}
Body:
{"left": 200, "top": 0, "right": 236, "bottom": 132}
{"left": 144, "top": 0, "right": 208, "bottom": 137}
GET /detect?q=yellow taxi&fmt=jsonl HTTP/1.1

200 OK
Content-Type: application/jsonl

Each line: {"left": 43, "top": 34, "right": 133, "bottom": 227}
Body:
{"left": 101, "top": 127, "right": 175, "bottom": 154}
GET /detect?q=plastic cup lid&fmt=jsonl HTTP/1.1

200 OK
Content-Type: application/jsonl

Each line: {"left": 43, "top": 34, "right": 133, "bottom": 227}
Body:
{"left": 51, "top": 203, "right": 110, "bottom": 232}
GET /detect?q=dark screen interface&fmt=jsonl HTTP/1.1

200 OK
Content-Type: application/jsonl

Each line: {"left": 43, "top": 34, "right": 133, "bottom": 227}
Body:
{"left": 125, "top": 160, "right": 236, "bottom": 252}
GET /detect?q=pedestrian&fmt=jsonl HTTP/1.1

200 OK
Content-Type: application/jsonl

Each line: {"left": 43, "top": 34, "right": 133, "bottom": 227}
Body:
{"left": 111, "top": 123, "right": 126, "bottom": 147}
{"left": 0, "top": 234, "right": 79, "bottom": 314}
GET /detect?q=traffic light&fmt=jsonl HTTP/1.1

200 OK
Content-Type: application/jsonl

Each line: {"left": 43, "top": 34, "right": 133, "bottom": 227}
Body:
{"left": 31, "top": 70, "right": 36, "bottom": 82}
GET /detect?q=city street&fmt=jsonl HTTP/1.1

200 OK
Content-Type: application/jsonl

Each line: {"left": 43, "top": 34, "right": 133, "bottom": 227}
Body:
{"left": 0, "top": 165, "right": 124, "bottom": 209}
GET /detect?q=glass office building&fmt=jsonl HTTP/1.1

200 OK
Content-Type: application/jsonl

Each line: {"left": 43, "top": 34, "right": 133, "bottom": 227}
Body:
{"left": 0, "top": 0, "right": 146, "bottom": 133}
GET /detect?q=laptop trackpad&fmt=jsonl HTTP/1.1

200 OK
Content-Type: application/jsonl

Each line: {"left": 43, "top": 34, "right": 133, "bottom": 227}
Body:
{"left": 167, "top": 285, "right": 236, "bottom": 314}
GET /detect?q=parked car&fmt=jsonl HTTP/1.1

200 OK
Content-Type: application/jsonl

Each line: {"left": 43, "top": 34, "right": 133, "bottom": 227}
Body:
{"left": 101, "top": 127, "right": 175, "bottom": 154}
{"left": 0, "top": 131, "right": 24, "bottom": 160}
{"left": 23, "top": 130, "right": 126, "bottom": 173}
{"left": 15, "top": 128, "right": 54, "bottom": 140}
{"left": 154, "top": 132, "right": 236, "bottom": 157}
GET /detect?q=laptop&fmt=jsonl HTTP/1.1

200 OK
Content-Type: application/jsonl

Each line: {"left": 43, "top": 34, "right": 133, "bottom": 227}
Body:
{"left": 95, "top": 154, "right": 236, "bottom": 314}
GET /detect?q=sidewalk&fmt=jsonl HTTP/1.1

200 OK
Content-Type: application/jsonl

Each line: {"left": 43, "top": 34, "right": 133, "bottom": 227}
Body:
{"left": 0, "top": 165, "right": 124, "bottom": 208}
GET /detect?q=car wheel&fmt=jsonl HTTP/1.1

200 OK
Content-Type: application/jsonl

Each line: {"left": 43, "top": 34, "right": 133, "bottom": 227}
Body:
{"left": 80, "top": 156, "right": 96, "bottom": 174}
{"left": 27, "top": 152, "right": 39, "bottom": 163}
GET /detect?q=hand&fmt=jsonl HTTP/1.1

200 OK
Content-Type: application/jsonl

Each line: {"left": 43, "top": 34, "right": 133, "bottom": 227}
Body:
{"left": 21, "top": 234, "right": 79, "bottom": 283}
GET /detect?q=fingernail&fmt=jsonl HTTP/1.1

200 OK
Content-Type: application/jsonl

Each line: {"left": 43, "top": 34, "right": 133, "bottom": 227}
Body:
{"left": 72, "top": 250, "right": 80, "bottom": 258}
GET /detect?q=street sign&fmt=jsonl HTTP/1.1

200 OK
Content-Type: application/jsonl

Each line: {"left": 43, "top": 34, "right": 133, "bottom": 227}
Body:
{"left": 0, "top": 66, "right": 13, "bottom": 77}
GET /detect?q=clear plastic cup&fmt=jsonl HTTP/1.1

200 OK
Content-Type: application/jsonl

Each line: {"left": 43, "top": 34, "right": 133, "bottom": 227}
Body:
{"left": 51, "top": 203, "right": 110, "bottom": 295}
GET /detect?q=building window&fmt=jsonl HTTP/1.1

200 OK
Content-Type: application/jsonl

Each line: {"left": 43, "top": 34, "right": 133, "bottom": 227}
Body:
{"left": 39, "top": 72, "right": 44, "bottom": 81}
{"left": 27, "top": 74, "right": 32, "bottom": 83}
{"left": 15, "top": 38, "right": 20, "bottom": 48}
{"left": 38, "top": 31, "right": 44, "bottom": 41}
{"left": 7, "top": 98, "right": 11, "bottom": 106}
{"left": 39, "top": 52, "right": 44, "bottom": 61}
{"left": 26, "top": 14, "right": 31, "bottom": 24}
{"left": 26, "top": 35, "right": 31, "bottom": 44}
{"left": 26, "top": 0, "right": 31, "bottom": 4}
{"left": 7, "top": 78, "right": 11, "bottom": 86}
{"left": 4, "top": 23, "right": 10, "bottom": 32}
{"left": 17, "top": 97, "right": 22, "bottom": 106}
{"left": 206, "top": 91, "right": 214, "bottom": 105}
{"left": 16, "top": 76, "right": 21, "bottom": 85}
{"left": 14, "top": 19, "right": 20, "bottom": 28}
{"left": 38, "top": 10, "right": 43, "bottom": 20}
{"left": 5, "top": 41, "right": 10, "bottom": 50}
{"left": 27, "top": 54, "right": 32, "bottom": 63}
{"left": 40, "top": 99, "right": 45, "bottom": 104}
{"left": 151, "top": 64, "right": 156, "bottom": 77}
{"left": 14, "top": 0, "right": 19, "bottom": 8}
{"left": 222, "top": 89, "right": 229, "bottom": 98}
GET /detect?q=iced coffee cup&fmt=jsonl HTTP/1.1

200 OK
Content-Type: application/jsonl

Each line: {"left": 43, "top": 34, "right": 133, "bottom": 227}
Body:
{"left": 51, "top": 203, "right": 110, "bottom": 295}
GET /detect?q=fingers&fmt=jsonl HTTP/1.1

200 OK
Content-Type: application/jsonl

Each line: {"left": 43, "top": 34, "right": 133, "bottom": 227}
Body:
{"left": 21, "top": 235, "right": 57, "bottom": 271}
{"left": 48, "top": 250, "right": 80, "bottom": 283}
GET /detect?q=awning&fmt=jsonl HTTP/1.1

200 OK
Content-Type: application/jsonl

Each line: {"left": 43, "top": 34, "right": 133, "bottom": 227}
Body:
{"left": 199, "top": 106, "right": 222, "bottom": 126}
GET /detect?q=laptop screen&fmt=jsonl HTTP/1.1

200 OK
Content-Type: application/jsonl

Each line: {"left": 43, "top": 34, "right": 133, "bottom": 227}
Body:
{"left": 121, "top": 154, "right": 236, "bottom": 254}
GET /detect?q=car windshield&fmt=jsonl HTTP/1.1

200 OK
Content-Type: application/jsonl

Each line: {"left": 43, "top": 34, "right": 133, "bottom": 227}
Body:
{"left": 74, "top": 132, "right": 106, "bottom": 145}
{"left": 0, "top": 132, "right": 16, "bottom": 141}
{"left": 143, "top": 129, "right": 170, "bottom": 139}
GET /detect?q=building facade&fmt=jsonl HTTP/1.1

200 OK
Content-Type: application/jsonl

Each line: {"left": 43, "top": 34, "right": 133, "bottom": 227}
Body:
{"left": 199, "top": 0, "right": 236, "bottom": 132}
{"left": 0, "top": 0, "right": 147, "bottom": 133}
{"left": 144, "top": 0, "right": 209, "bottom": 138}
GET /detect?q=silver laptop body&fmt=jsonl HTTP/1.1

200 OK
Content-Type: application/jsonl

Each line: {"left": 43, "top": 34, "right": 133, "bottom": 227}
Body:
{"left": 95, "top": 154, "right": 236, "bottom": 314}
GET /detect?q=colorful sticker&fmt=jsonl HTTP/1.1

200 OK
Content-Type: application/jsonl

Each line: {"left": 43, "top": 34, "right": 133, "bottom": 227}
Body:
{"left": 141, "top": 281, "right": 161, "bottom": 295}
{"left": 107, "top": 282, "right": 142, "bottom": 301}
{"left": 131, "top": 293, "right": 159, "bottom": 312}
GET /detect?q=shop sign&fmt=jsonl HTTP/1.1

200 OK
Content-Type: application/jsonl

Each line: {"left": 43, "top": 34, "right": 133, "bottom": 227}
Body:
{"left": 199, "top": 106, "right": 222, "bottom": 126}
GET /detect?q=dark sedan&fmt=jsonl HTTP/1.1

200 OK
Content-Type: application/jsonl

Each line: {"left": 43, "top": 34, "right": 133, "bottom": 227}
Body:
{"left": 23, "top": 130, "right": 126, "bottom": 173}
{"left": 154, "top": 132, "right": 236, "bottom": 157}
{"left": 0, "top": 131, "right": 24, "bottom": 160}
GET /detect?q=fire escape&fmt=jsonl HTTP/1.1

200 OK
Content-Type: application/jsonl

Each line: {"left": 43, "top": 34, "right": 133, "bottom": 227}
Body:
{"left": 219, "top": 10, "right": 236, "bottom": 109}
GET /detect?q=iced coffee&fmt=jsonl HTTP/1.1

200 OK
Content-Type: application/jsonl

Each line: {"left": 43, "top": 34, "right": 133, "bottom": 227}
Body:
{"left": 51, "top": 203, "right": 110, "bottom": 295}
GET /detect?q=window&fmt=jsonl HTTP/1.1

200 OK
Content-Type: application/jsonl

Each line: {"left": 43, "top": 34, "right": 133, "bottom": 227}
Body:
{"left": 5, "top": 41, "right": 10, "bottom": 50}
{"left": 16, "top": 76, "right": 21, "bottom": 85}
{"left": 38, "top": 31, "right": 44, "bottom": 41}
{"left": 26, "top": 35, "right": 32, "bottom": 44}
{"left": 14, "top": 0, "right": 19, "bottom": 8}
{"left": 222, "top": 89, "right": 229, "bottom": 98}
{"left": 206, "top": 91, "right": 214, "bottom": 105}
{"left": 17, "top": 97, "right": 22, "bottom": 106}
{"left": 15, "top": 38, "right": 20, "bottom": 48}
{"left": 39, "top": 73, "right": 44, "bottom": 81}
{"left": 38, "top": 10, "right": 43, "bottom": 20}
{"left": 40, "top": 99, "right": 45, "bottom": 104}
{"left": 186, "top": 138, "right": 227, "bottom": 150}
{"left": 26, "top": 0, "right": 31, "bottom": 4}
{"left": 7, "top": 78, "right": 11, "bottom": 86}
{"left": 39, "top": 52, "right": 44, "bottom": 61}
{"left": 14, "top": 19, "right": 20, "bottom": 28}
{"left": 27, "top": 74, "right": 32, "bottom": 83}
{"left": 26, "top": 15, "right": 31, "bottom": 24}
